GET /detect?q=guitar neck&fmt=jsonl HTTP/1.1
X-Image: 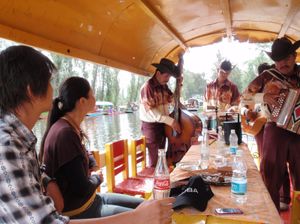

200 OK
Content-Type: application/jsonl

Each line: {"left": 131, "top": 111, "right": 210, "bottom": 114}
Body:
{"left": 173, "top": 53, "right": 183, "bottom": 121}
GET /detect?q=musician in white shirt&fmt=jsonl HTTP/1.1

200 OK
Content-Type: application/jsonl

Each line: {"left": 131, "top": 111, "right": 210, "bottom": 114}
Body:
{"left": 241, "top": 37, "right": 300, "bottom": 211}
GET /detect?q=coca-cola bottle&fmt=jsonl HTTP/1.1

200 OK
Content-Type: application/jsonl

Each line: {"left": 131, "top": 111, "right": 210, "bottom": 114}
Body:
{"left": 153, "top": 149, "right": 170, "bottom": 199}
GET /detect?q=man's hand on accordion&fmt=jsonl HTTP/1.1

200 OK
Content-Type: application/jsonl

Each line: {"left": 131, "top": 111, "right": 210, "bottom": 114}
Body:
{"left": 263, "top": 93, "right": 280, "bottom": 108}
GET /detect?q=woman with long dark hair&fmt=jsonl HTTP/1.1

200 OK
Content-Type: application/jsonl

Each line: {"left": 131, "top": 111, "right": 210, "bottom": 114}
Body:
{"left": 39, "top": 76, "right": 144, "bottom": 219}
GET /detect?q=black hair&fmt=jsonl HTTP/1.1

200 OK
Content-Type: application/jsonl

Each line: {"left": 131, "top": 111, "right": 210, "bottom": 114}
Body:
{"left": 257, "top": 63, "right": 271, "bottom": 74}
{"left": 220, "top": 60, "right": 232, "bottom": 71}
{"left": 0, "top": 45, "right": 56, "bottom": 113}
{"left": 39, "top": 76, "right": 91, "bottom": 162}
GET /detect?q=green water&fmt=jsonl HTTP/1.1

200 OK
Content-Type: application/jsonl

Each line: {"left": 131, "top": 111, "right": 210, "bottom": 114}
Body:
{"left": 33, "top": 112, "right": 142, "bottom": 152}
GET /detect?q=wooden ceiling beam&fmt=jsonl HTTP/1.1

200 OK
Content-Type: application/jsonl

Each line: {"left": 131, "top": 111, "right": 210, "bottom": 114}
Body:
{"left": 136, "top": 0, "right": 188, "bottom": 50}
{"left": 220, "top": 0, "right": 233, "bottom": 39}
{"left": 278, "top": 0, "right": 300, "bottom": 38}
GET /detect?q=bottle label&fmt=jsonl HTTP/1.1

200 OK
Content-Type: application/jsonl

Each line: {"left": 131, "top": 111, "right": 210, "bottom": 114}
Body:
{"left": 231, "top": 180, "right": 247, "bottom": 194}
{"left": 154, "top": 178, "right": 170, "bottom": 190}
{"left": 230, "top": 146, "right": 237, "bottom": 155}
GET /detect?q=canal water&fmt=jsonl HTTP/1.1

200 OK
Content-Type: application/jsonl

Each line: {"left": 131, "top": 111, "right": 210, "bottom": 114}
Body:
{"left": 33, "top": 112, "right": 143, "bottom": 152}
{"left": 33, "top": 110, "right": 206, "bottom": 153}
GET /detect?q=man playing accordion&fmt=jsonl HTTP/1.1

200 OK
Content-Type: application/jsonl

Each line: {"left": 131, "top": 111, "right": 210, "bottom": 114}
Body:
{"left": 241, "top": 37, "right": 300, "bottom": 211}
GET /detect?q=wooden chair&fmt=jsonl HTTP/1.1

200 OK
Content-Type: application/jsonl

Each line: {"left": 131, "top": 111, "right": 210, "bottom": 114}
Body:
{"left": 128, "top": 136, "right": 155, "bottom": 178}
{"left": 291, "top": 190, "right": 300, "bottom": 224}
{"left": 105, "top": 139, "right": 153, "bottom": 199}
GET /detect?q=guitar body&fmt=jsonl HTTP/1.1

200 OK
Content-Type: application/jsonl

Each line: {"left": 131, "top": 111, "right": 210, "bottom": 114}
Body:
{"left": 241, "top": 115, "right": 267, "bottom": 136}
{"left": 164, "top": 53, "right": 202, "bottom": 165}
{"left": 165, "top": 107, "right": 202, "bottom": 165}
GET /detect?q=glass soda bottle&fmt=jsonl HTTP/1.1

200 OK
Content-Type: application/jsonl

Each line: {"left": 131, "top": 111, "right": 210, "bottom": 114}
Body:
{"left": 153, "top": 149, "right": 170, "bottom": 199}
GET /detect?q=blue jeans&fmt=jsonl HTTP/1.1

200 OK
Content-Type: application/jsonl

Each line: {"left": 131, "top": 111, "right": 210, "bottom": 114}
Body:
{"left": 70, "top": 193, "right": 143, "bottom": 219}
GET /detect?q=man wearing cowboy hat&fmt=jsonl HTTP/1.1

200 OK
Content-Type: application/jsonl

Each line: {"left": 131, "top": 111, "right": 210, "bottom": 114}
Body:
{"left": 204, "top": 59, "right": 241, "bottom": 113}
{"left": 241, "top": 37, "right": 300, "bottom": 211}
{"left": 139, "top": 58, "right": 181, "bottom": 167}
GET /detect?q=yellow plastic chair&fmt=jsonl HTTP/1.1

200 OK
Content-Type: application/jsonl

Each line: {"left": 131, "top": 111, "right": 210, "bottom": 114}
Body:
{"left": 291, "top": 190, "right": 300, "bottom": 224}
{"left": 105, "top": 139, "right": 153, "bottom": 199}
{"left": 129, "top": 136, "right": 155, "bottom": 178}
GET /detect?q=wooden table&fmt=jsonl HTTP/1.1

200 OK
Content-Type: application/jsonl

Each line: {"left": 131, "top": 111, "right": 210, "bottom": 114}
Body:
{"left": 170, "top": 144, "right": 282, "bottom": 224}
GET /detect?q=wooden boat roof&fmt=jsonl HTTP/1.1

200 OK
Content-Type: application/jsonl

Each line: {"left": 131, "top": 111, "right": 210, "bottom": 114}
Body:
{"left": 0, "top": 0, "right": 299, "bottom": 76}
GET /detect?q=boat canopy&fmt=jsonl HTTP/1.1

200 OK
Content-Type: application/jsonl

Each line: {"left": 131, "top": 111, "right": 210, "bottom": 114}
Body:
{"left": 0, "top": 0, "right": 299, "bottom": 75}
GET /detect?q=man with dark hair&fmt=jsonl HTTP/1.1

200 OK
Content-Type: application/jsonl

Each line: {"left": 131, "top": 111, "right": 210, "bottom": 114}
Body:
{"left": 0, "top": 45, "right": 174, "bottom": 223}
{"left": 139, "top": 58, "right": 181, "bottom": 167}
{"left": 242, "top": 37, "right": 300, "bottom": 211}
{"left": 204, "top": 60, "right": 240, "bottom": 112}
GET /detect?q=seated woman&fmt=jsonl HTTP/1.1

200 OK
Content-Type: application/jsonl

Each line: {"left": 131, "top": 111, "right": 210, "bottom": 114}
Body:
{"left": 39, "top": 76, "right": 144, "bottom": 219}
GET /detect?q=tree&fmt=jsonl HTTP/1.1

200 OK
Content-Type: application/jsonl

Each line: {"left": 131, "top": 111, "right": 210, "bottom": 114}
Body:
{"left": 126, "top": 74, "right": 148, "bottom": 104}
{"left": 182, "top": 69, "right": 207, "bottom": 100}
{"left": 49, "top": 54, "right": 74, "bottom": 96}
{"left": 104, "top": 68, "right": 120, "bottom": 105}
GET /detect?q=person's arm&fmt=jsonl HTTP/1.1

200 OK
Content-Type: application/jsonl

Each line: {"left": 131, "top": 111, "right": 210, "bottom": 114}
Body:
{"left": 70, "top": 198, "right": 175, "bottom": 224}
{"left": 240, "top": 73, "right": 269, "bottom": 117}
{"left": 59, "top": 156, "right": 101, "bottom": 197}
{"left": 87, "top": 150, "right": 99, "bottom": 172}
{"left": 0, "top": 144, "right": 70, "bottom": 223}
{"left": 46, "top": 181, "right": 65, "bottom": 213}
{"left": 140, "top": 83, "right": 175, "bottom": 126}
{"left": 230, "top": 84, "right": 241, "bottom": 106}
{"left": 145, "top": 106, "right": 174, "bottom": 126}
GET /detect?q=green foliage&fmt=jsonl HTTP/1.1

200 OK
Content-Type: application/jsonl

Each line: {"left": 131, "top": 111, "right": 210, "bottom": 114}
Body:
{"left": 125, "top": 74, "right": 148, "bottom": 104}
{"left": 0, "top": 38, "right": 275, "bottom": 107}
{"left": 228, "top": 43, "right": 272, "bottom": 92}
{"left": 182, "top": 69, "right": 207, "bottom": 99}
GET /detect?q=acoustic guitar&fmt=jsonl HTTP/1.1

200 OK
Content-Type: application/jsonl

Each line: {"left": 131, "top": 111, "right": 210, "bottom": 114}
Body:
{"left": 241, "top": 113, "right": 267, "bottom": 136}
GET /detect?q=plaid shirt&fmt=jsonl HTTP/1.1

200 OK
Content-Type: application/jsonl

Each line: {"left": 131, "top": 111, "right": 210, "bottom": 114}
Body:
{"left": 204, "top": 79, "right": 240, "bottom": 111}
{"left": 139, "top": 76, "right": 174, "bottom": 126}
{"left": 0, "top": 112, "right": 69, "bottom": 224}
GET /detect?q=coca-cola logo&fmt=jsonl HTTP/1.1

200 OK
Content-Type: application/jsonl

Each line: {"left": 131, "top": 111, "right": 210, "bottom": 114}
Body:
{"left": 154, "top": 179, "right": 170, "bottom": 190}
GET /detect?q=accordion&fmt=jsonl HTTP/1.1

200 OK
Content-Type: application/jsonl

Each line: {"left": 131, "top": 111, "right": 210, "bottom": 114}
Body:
{"left": 270, "top": 89, "right": 300, "bottom": 134}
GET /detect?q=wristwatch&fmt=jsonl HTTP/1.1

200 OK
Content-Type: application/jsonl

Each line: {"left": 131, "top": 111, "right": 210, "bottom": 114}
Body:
{"left": 41, "top": 173, "right": 53, "bottom": 188}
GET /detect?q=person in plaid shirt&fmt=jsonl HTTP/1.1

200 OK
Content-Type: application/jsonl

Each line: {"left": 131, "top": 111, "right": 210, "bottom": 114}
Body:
{"left": 241, "top": 37, "right": 300, "bottom": 211}
{"left": 0, "top": 45, "right": 174, "bottom": 224}
{"left": 204, "top": 60, "right": 240, "bottom": 112}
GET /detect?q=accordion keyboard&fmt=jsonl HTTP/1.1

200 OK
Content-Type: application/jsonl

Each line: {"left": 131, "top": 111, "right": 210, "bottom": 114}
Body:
{"left": 273, "top": 89, "right": 299, "bottom": 127}
{"left": 271, "top": 92, "right": 286, "bottom": 118}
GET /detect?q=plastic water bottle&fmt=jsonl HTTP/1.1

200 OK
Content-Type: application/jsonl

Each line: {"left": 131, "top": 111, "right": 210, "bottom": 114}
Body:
{"left": 153, "top": 149, "right": 170, "bottom": 199}
{"left": 217, "top": 126, "right": 225, "bottom": 152}
{"left": 231, "top": 151, "right": 247, "bottom": 204}
{"left": 229, "top": 130, "right": 238, "bottom": 155}
{"left": 199, "top": 129, "right": 209, "bottom": 169}
{"left": 215, "top": 126, "right": 226, "bottom": 167}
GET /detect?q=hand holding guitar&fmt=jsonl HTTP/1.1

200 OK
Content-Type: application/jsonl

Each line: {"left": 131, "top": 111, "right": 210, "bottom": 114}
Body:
{"left": 245, "top": 109, "right": 258, "bottom": 121}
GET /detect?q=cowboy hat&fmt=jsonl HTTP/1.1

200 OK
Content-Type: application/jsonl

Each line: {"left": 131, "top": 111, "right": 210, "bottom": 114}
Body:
{"left": 266, "top": 37, "right": 300, "bottom": 61}
{"left": 152, "top": 58, "right": 178, "bottom": 77}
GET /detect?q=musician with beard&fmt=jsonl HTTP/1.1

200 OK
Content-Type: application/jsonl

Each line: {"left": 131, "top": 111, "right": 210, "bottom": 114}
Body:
{"left": 241, "top": 37, "right": 300, "bottom": 211}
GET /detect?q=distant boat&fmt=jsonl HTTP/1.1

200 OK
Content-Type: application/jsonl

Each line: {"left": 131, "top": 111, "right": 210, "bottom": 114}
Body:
{"left": 185, "top": 98, "right": 202, "bottom": 112}
{"left": 118, "top": 106, "right": 132, "bottom": 113}
{"left": 87, "top": 101, "right": 114, "bottom": 116}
